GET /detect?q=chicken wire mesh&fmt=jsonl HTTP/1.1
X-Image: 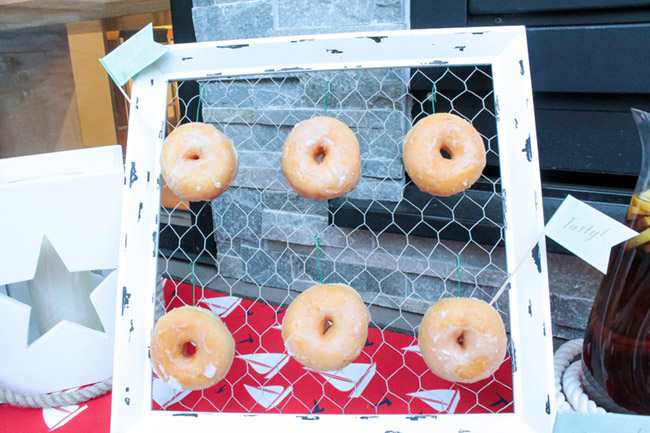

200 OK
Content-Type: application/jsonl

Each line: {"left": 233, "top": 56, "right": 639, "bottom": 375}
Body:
{"left": 152, "top": 65, "right": 513, "bottom": 416}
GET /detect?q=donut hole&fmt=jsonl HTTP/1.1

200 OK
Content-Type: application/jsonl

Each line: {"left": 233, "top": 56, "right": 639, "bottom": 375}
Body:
{"left": 455, "top": 330, "right": 468, "bottom": 349}
{"left": 184, "top": 150, "right": 202, "bottom": 161}
{"left": 183, "top": 341, "right": 198, "bottom": 357}
{"left": 313, "top": 145, "right": 327, "bottom": 164}
{"left": 322, "top": 316, "right": 334, "bottom": 335}
{"left": 440, "top": 146, "right": 453, "bottom": 160}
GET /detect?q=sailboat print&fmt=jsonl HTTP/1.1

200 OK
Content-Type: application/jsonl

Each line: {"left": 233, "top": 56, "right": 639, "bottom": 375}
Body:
{"left": 407, "top": 389, "right": 461, "bottom": 413}
{"left": 200, "top": 296, "right": 242, "bottom": 317}
{"left": 152, "top": 376, "right": 191, "bottom": 409}
{"left": 244, "top": 384, "right": 292, "bottom": 410}
{"left": 237, "top": 353, "right": 290, "bottom": 379}
{"left": 314, "top": 363, "right": 376, "bottom": 398}
{"left": 402, "top": 343, "right": 422, "bottom": 355}
{"left": 42, "top": 403, "right": 88, "bottom": 431}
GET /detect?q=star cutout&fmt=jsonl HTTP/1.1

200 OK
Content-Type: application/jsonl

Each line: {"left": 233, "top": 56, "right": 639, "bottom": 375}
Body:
{"left": 17, "top": 236, "right": 106, "bottom": 344}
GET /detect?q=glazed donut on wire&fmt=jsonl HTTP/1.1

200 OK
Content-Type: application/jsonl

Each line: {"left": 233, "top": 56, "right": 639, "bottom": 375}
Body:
{"left": 150, "top": 306, "right": 235, "bottom": 390}
{"left": 281, "top": 116, "right": 361, "bottom": 200}
{"left": 282, "top": 284, "right": 370, "bottom": 371}
{"left": 403, "top": 113, "right": 486, "bottom": 197}
{"left": 161, "top": 122, "right": 239, "bottom": 202}
{"left": 418, "top": 297, "right": 507, "bottom": 383}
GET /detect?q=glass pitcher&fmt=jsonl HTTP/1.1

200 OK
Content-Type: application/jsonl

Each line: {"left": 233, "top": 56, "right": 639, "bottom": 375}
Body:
{"left": 581, "top": 108, "right": 650, "bottom": 415}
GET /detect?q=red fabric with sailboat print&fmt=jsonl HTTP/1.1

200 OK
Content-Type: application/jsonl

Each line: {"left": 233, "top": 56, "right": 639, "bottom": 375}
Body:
{"left": 153, "top": 280, "right": 514, "bottom": 415}
{"left": 0, "top": 279, "right": 512, "bottom": 432}
{"left": 0, "top": 390, "right": 110, "bottom": 433}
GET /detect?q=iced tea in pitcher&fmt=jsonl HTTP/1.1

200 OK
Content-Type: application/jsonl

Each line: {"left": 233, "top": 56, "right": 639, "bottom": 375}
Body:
{"left": 582, "top": 109, "right": 650, "bottom": 414}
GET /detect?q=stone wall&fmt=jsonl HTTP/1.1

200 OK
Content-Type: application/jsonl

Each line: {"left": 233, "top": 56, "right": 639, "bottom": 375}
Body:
{"left": 192, "top": 0, "right": 407, "bottom": 40}
{"left": 190, "top": 0, "right": 602, "bottom": 341}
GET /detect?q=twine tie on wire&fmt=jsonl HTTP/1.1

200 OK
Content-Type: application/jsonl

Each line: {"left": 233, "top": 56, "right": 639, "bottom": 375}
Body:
{"left": 196, "top": 83, "right": 203, "bottom": 122}
{"left": 431, "top": 81, "right": 437, "bottom": 114}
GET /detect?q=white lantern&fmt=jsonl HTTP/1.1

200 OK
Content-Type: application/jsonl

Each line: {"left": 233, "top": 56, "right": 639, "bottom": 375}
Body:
{"left": 0, "top": 145, "right": 123, "bottom": 395}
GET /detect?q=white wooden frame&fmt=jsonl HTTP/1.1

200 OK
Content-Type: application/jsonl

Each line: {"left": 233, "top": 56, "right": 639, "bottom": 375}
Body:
{"left": 111, "top": 27, "right": 555, "bottom": 433}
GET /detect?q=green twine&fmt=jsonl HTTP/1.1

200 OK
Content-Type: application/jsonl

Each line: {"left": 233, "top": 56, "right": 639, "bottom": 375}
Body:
{"left": 315, "top": 235, "right": 323, "bottom": 283}
{"left": 324, "top": 80, "right": 332, "bottom": 115}
{"left": 196, "top": 83, "right": 204, "bottom": 122}
{"left": 431, "top": 81, "right": 437, "bottom": 114}
{"left": 456, "top": 254, "right": 461, "bottom": 296}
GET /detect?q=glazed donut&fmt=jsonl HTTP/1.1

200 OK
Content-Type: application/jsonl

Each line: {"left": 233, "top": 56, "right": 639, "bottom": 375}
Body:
{"left": 161, "top": 122, "right": 238, "bottom": 202}
{"left": 403, "top": 113, "right": 486, "bottom": 196}
{"left": 281, "top": 116, "right": 361, "bottom": 200}
{"left": 282, "top": 284, "right": 370, "bottom": 371}
{"left": 150, "top": 306, "right": 235, "bottom": 390}
{"left": 418, "top": 297, "right": 507, "bottom": 383}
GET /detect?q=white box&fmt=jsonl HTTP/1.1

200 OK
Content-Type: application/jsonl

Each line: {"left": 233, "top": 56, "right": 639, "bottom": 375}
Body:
{"left": 0, "top": 145, "right": 123, "bottom": 395}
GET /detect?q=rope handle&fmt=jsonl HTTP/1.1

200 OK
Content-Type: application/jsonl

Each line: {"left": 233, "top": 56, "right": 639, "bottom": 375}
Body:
{"left": 0, "top": 379, "right": 112, "bottom": 408}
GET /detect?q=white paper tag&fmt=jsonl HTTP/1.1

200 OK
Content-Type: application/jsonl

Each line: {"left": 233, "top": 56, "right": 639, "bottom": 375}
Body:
{"left": 545, "top": 195, "right": 638, "bottom": 273}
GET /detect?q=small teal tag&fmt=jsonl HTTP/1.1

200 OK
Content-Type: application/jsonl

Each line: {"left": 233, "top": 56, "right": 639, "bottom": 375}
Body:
{"left": 99, "top": 23, "right": 168, "bottom": 87}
